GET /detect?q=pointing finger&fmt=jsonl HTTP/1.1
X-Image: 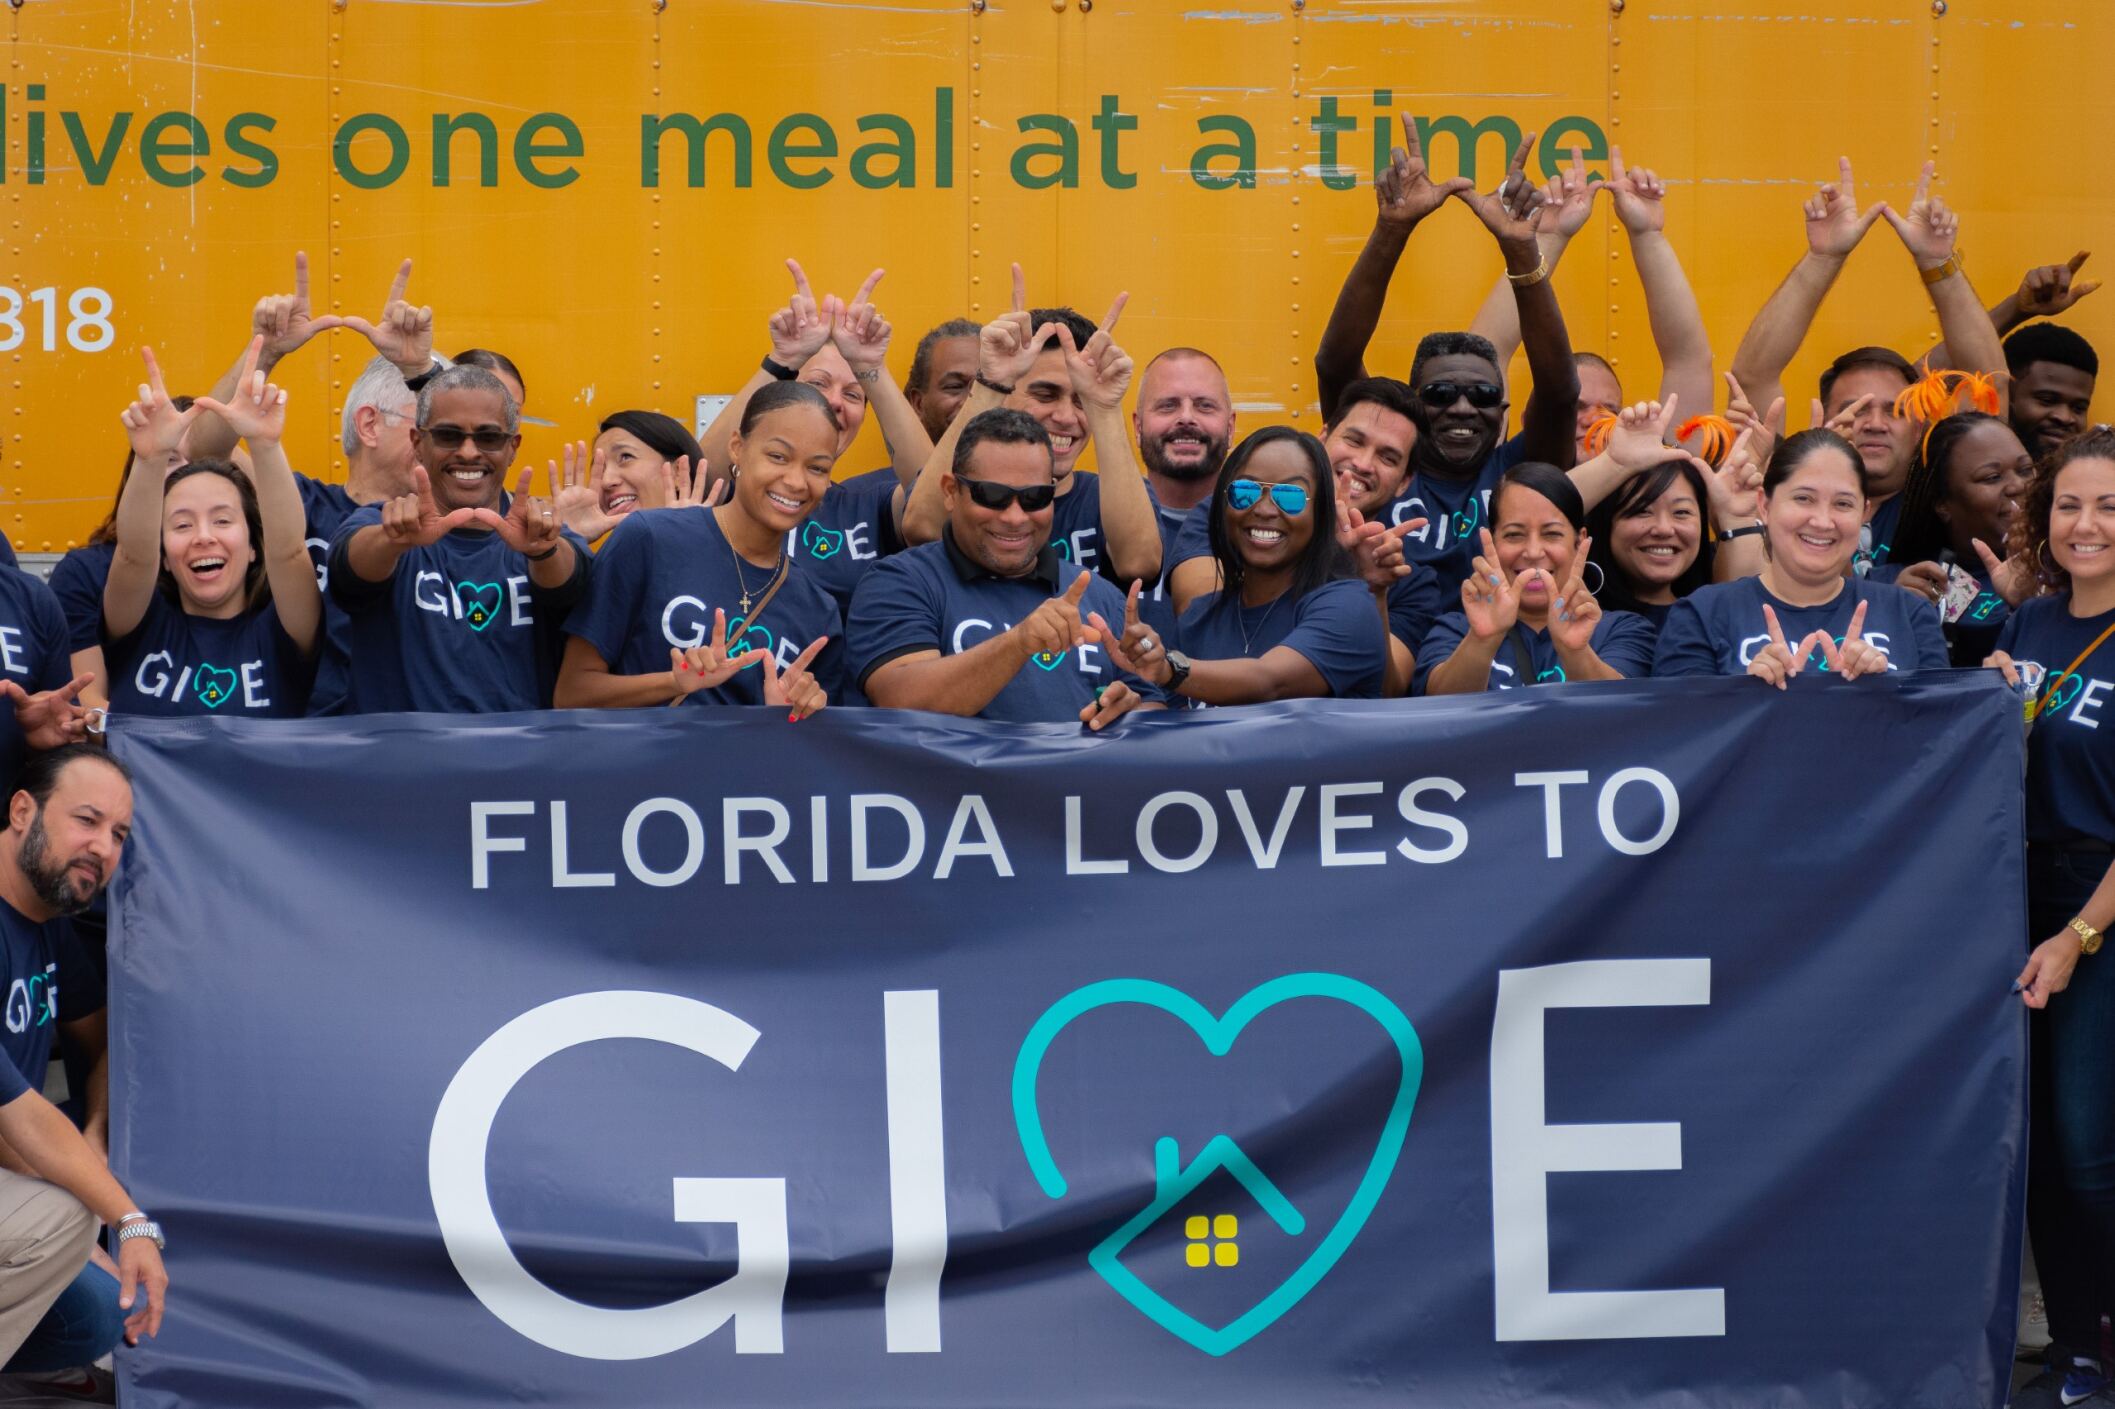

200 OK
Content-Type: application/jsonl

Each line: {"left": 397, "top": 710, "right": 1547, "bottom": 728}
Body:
{"left": 1100, "top": 291, "right": 1129, "bottom": 334}
{"left": 1011, "top": 262, "right": 1028, "bottom": 312}
{"left": 789, "top": 635, "right": 829, "bottom": 676}
{"left": 853, "top": 267, "right": 885, "bottom": 304}
{"left": 1399, "top": 111, "right": 1424, "bottom": 163}
{"left": 786, "top": 257, "right": 814, "bottom": 300}
{"left": 1763, "top": 602, "right": 1789, "bottom": 653}
{"left": 1842, "top": 597, "right": 1869, "bottom": 645}
{"left": 1063, "top": 571, "right": 1093, "bottom": 607}
{"left": 385, "top": 257, "right": 412, "bottom": 307}
{"left": 293, "top": 250, "right": 311, "bottom": 304}
{"left": 1124, "top": 579, "right": 1142, "bottom": 629}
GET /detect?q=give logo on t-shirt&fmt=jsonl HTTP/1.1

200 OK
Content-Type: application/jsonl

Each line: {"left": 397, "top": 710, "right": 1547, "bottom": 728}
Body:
{"left": 2020, "top": 661, "right": 2115, "bottom": 728}
{"left": 412, "top": 571, "right": 532, "bottom": 632}
{"left": 950, "top": 617, "right": 1107, "bottom": 678}
{"left": 133, "top": 651, "right": 273, "bottom": 710}
{"left": 1734, "top": 630, "right": 1896, "bottom": 669}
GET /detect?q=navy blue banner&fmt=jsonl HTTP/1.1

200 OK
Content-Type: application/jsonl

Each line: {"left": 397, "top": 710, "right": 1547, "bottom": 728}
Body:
{"left": 107, "top": 677, "right": 2025, "bottom": 1407}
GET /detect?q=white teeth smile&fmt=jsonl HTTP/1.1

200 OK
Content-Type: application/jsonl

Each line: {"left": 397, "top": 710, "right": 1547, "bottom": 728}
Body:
{"left": 1050, "top": 434, "right": 1079, "bottom": 452}
{"left": 604, "top": 494, "right": 637, "bottom": 513}
{"left": 1640, "top": 546, "right": 1678, "bottom": 558}
{"left": 1797, "top": 533, "right": 1835, "bottom": 550}
{"left": 449, "top": 469, "right": 485, "bottom": 483}
{"left": 190, "top": 558, "right": 225, "bottom": 572}
{"left": 765, "top": 491, "right": 803, "bottom": 512}
{"left": 2073, "top": 543, "right": 2108, "bottom": 556}
{"left": 1245, "top": 527, "right": 1284, "bottom": 544}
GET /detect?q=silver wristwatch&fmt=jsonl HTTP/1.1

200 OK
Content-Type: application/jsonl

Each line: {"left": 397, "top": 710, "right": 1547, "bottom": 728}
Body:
{"left": 117, "top": 1218, "right": 165, "bottom": 1251}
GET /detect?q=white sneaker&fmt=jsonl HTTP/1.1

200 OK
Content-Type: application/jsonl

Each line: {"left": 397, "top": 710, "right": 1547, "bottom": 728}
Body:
{"left": 0, "top": 1367, "right": 116, "bottom": 1403}
{"left": 2024, "top": 1289, "right": 2054, "bottom": 1353}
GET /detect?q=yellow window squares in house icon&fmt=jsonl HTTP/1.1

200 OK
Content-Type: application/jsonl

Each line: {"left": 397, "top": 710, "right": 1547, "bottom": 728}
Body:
{"left": 1184, "top": 1214, "right": 1240, "bottom": 1268}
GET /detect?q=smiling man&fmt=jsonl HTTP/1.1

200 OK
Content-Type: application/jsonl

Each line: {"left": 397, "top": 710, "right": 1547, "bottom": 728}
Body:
{"left": 2005, "top": 322, "right": 2099, "bottom": 461}
{"left": 327, "top": 365, "right": 588, "bottom": 712}
{"left": 851, "top": 410, "right": 1162, "bottom": 727}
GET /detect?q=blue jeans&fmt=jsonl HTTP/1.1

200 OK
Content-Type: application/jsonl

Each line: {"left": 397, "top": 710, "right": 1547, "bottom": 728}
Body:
{"left": 2028, "top": 844, "right": 2115, "bottom": 1356}
{"left": 2, "top": 1259, "right": 122, "bottom": 1374}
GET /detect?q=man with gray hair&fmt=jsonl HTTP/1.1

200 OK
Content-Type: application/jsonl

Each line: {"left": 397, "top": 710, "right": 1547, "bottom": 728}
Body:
{"left": 326, "top": 365, "right": 587, "bottom": 712}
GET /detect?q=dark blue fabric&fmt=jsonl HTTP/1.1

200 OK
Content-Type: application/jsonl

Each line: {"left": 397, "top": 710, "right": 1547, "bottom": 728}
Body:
{"left": 3, "top": 1261, "right": 124, "bottom": 1374}
{"left": 105, "top": 595, "right": 311, "bottom": 719}
{"left": 566, "top": 507, "right": 846, "bottom": 707}
{"left": 846, "top": 542, "right": 1159, "bottom": 722}
{"left": 46, "top": 543, "right": 115, "bottom": 657}
{"left": 0, "top": 571, "right": 72, "bottom": 793}
{"left": 0, "top": 898, "right": 99, "bottom": 1107}
{"left": 1384, "top": 571, "right": 1445, "bottom": 660}
{"left": 1998, "top": 594, "right": 2115, "bottom": 845}
{"left": 1137, "top": 500, "right": 1197, "bottom": 647}
{"left": 1652, "top": 575, "right": 1950, "bottom": 678}
{"left": 1379, "top": 432, "right": 1530, "bottom": 597}
{"left": 106, "top": 681, "right": 2026, "bottom": 1408}
{"left": 1872, "top": 561, "right": 2011, "bottom": 669}
{"left": 1852, "top": 495, "right": 1905, "bottom": 577}
{"left": 1173, "top": 579, "right": 1384, "bottom": 700}
{"left": 1412, "top": 610, "right": 1657, "bottom": 694}
{"left": 294, "top": 475, "right": 363, "bottom": 718}
{"left": 326, "top": 510, "right": 588, "bottom": 714}
{"left": 793, "top": 468, "right": 905, "bottom": 619}
{"left": 1051, "top": 472, "right": 1115, "bottom": 581}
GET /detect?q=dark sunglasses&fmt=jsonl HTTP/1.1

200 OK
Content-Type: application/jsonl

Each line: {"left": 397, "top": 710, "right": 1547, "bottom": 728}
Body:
{"left": 1226, "top": 479, "right": 1310, "bottom": 515}
{"left": 957, "top": 475, "right": 1056, "bottom": 513}
{"left": 422, "top": 426, "right": 514, "bottom": 453}
{"left": 1417, "top": 380, "right": 1505, "bottom": 410}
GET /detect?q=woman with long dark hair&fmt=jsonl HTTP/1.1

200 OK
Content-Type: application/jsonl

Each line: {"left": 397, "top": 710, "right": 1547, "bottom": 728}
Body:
{"left": 1098, "top": 426, "right": 1383, "bottom": 704}
{"left": 1584, "top": 458, "right": 1719, "bottom": 631}
{"left": 1879, "top": 409, "right": 2034, "bottom": 665}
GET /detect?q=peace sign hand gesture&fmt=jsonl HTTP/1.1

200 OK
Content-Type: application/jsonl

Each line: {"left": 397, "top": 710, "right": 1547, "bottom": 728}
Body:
{"left": 339, "top": 259, "right": 434, "bottom": 376}
{"left": 1374, "top": 114, "right": 1474, "bottom": 231}
{"left": 1748, "top": 604, "right": 1811, "bottom": 690}
{"left": 117, "top": 346, "right": 202, "bottom": 466}
{"left": 1453, "top": 132, "right": 1547, "bottom": 251}
{"left": 1548, "top": 538, "right": 1601, "bottom": 657}
{"left": 2017, "top": 252, "right": 2100, "bottom": 319}
{"left": 1804, "top": 157, "right": 1885, "bottom": 260}
{"left": 1705, "top": 425, "right": 1767, "bottom": 524}
{"left": 981, "top": 264, "right": 1051, "bottom": 390}
{"left": 1462, "top": 527, "right": 1522, "bottom": 641}
{"left": 670, "top": 609, "right": 770, "bottom": 696}
{"left": 768, "top": 259, "right": 835, "bottom": 368}
{"left": 250, "top": 251, "right": 343, "bottom": 367}
{"left": 1607, "top": 147, "right": 1666, "bottom": 236}
{"left": 190, "top": 335, "right": 288, "bottom": 446}
{"left": 0, "top": 672, "right": 95, "bottom": 751}
{"left": 1722, "top": 371, "right": 1782, "bottom": 467}
{"left": 1880, "top": 161, "right": 1960, "bottom": 269}
{"left": 762, "top": 636, "right": 831, "bottom": 721}
{"left": 1059, "top": 293, "right": 1133, "bottom": 410}
{"left": 1087, "top": 581, "right": 1174, "bottom": 688}
{"left": 829, "top": 269, "right": 892, "bottom": 374}
{"left": 381, "top": 467, "right": 479, "bottom": 549}
{"left": 1539, "top": 143, "right": 1598, "bottom": 240}
{"left": 1815, "top": 599, "right": 1889, "bottom": 680}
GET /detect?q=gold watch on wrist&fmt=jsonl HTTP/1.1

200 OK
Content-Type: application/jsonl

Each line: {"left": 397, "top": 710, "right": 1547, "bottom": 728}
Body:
{"left": 2070, "top": 916, "right": 2103, "bottom": 956}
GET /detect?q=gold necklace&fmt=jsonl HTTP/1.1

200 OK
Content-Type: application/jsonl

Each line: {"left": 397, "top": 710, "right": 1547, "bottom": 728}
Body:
{"left": 724, "top": 524, "right": 788, "bottom": 615}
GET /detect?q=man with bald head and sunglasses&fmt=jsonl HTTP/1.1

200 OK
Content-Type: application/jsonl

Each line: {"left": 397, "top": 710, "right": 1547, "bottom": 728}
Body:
{"left": 849, "top": 410, "right": 1164, "bottom": 729}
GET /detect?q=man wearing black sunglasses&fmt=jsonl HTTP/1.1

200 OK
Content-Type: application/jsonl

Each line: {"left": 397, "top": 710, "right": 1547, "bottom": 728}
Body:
{"left": 328, "top": 365, "right": 589, "bottom": 712}
{"left": 850, "top": 410, "right": 1161, "bottom": 729}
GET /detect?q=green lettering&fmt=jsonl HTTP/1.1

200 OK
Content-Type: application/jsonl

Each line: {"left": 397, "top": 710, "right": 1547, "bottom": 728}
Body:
{"left": 1093, "top": 94, "right": 1136, "bottom": 190}
{"left": 1413, "top": 114, "right": 1522, "bottom": 186}
{"left": 1309, "top": 97, "right": 1356, "bottom": 190}
{"left": 141, "top": 111, "right": 208, "bottom": 188}
{"left": 1011, "top": 114, "right": 1078, "bottom": 190}
{"left": 935, "top": 86, "right": 954, "bottom": 189}
{"left": 768, "top": 113, "right": 836, "bottom": 189}
{"left": 60, "top": 111, "right": 132, "bottom": 186}
{"left": 333, "top": 113, "right": 410, "bottom": 190}
{"left": 514, "top": 112, "right": 582, "bottom": 189}
{"left": 1189, "top": 115, "right": 1255, "bottom": 191}
{"left": 432, "top": 112, "right": 499, "bottom": 188}
{"left": 640, "top": 112, "right": 751, "bottom": 188}
{"left": 851, "top": 114, "right": 915, "bottom": 189}
{"left": 221, "top": 112, "right": 278, "bottom": 188}
{"left": 1538, "top": 117, "right": 1607, "bottom": 182}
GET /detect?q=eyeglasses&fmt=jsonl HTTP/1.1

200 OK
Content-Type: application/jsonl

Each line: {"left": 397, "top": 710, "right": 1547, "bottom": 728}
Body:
{"left": 956, "top": 476, "right": 1056, "bottom": 513}
{"left": 1226, "top": 479, "right": 1311, "bottom": 515}
{"left": 1417, "top": 381, "right": 1505, "bottom": 410}
{"left": 422, "top": 426, "right": 514, "bottom": 453}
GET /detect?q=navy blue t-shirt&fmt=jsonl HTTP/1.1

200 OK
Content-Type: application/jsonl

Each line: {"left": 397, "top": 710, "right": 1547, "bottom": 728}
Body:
{"left": 1137, "top": 498, "right": 1198, "bottom": 646}
{"left": 327, "top": 508, "right": 589, "bottom": 713}
{"left": 1652, "top": 575, "right": 1950, "bottom": 677}
{"left": 1413, "top": 610, "right": 1657, "bottom": 694}
{"left": 0, "top": 536, "right": 17, "bottom": 570}
{"left": 0, "top": 571, "right": 71, "bottom": 793}
{"left": 847, "top": 538, "right": 1163, "bottom": 723}
{"left": 106, "top": 593, "right": 312, "bottom": 718}
{"left": 47, "top": 542, "right": 116, "bottom": 656}
{"left": 567, "top": 507, "right": 847, "bottom": 707}
{"left": 1998, "top": 595, "right": 2115, "bottom": 845}
{"left": 1386, "top": 570, "right": 1446, "bottom": 660}
{"left": 1851, "top": 494, "right": 1905, "bottom": 578}
{"left": 0, "top": 900, "right": 100, "bottom": 1106}
{"left": 1873, "top": 561, "right": 2012, "bottom": 669}
{"left": 296, "top": 474, "right": 363, "bottom": 717}
{"left": 1381, "top": 432, "right": 1530, "bottom": 597}
{"left": 1174, "top": 577, "right": 1385, "bottom": 701}
{"left": 792, "top": 467, "right": 905, "bottom": 619}
{"left": 1050, "top": 472, "right": 1113, "bottom": 579}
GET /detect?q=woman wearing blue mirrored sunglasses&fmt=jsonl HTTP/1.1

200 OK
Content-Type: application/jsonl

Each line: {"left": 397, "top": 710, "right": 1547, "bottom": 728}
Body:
{"left": 1092, "top": 426, "right": 1385, "bottom": 704}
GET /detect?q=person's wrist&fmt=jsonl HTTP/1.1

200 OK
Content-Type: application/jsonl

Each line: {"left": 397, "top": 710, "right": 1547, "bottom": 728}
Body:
{"left": 1804, "top": 248, "right": 1850, "bottom": 271}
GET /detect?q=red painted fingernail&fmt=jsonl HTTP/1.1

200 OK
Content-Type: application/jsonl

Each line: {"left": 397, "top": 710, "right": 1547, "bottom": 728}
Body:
{"left": 788, "top": 712, "right": 798, "bottom": 723}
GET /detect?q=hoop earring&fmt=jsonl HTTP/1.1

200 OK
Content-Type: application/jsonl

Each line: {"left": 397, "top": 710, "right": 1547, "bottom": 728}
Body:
{"left": 1581, "top": 558, "right": 1605, "bottom": 597}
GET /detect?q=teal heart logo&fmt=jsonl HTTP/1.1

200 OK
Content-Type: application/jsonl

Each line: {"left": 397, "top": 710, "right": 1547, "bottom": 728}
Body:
{"left": 193, "top": 663, "right": 237, "bottom": 709}
{"left": 1450, "top": 502, "right": 1478, "bottom": 539}
{"left": 1536, "top": 665, "right": 1565, "bottom": 683}
{"left": 1030, "top": 648, "right": 1069, "bottom": 671}
{"left": 1013, "top": 974, "right": 1422, "bottom": 1357}
{"left": 1050, "top": 537, "right": 1073, "bottom": 562}
{"left": 1969, "top": 593, "right": 2001, "bottom": 622}
{"left": 2040, "top": 671, "right": 2085, "bottom": 718}
{"left": 455, "top": 581, "right": 502, "bottom": 632}
{"left": 801, "top": 521, "right": 843, "bottom": 561}
{"left": 726, "top": 615, "right": 774, "bottom": 670}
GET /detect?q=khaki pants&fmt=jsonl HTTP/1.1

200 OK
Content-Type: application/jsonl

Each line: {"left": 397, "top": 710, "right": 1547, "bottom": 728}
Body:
{"left": 0, "top": 1169, "right": 94, "bottom": 1367}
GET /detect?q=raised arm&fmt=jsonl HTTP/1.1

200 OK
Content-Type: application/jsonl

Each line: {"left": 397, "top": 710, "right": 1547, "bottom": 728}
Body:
{"left": 1729, "top": 158, "right": 1885, "bottom": 414}
{"left": 829, "top": 269, "right": 933, "bottom": 490}
{"left": 188, "top": 252, "right": 347, "bottom": 462}
{"left": 1063, "top": 294, "right": 1160, "bottom": 584}
{"left": 105, "top": 349, "right": 199, "bottom": 641}
{"left": 1607, "top": 149, "right": 1715, "bottom": 419}
{"left": 1316, "top": 115, "right": 1472, "bottom": 420}
{"left": 1453, "top": 134, "right": 1580, "bottom": 466}
{"left": 1568, "top": 397, "right": 1697, "bottom": 511}
{"left": 699, "top": 258, "right": 836, "bottom": 475}
{"left": 1880, "top": 163, "right": 2004, "bottom": 403}
{"left": 193, "top": 338, "right": 322, "bottom": 654}
{"left": 1467, "top": 144, "right": 1596, "bottom": 367}
{"left": 340, "top": 467, "right": 477, "bottom": 586}
{"left": 1932, "top": 252, "right": 2100, "bottom": 368}
{"left": 554, "top": 610, "right": 769, "bottom": 710}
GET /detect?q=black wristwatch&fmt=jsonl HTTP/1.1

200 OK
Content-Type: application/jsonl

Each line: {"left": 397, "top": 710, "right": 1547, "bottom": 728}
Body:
{"left": 1162, "top": 650, "right": 1192, "bottom": 693}
{"left": 1719, "top": 522, "right": 1765, "bottom": 541}
{"left": 761, "top": 355, "right": 799, "bottom": 381}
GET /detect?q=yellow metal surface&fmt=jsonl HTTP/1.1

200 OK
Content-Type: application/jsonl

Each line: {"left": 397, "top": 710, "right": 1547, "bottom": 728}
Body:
{"left": 4, "top": 0, "right": 2110, "bottom": 550}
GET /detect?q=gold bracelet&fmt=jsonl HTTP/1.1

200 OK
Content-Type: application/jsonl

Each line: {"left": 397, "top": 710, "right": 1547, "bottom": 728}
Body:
{"left": 1919, "top": 249, "right": 1965, "bottom": 287}
{"left": 1506, "top": 251, "right": 1551, "bottom": 288}
{"left": 2071, "top": 916, "right": 2103, "bottom": 955}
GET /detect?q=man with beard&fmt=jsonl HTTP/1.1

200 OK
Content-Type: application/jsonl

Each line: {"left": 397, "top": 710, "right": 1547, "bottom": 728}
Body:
{"left": 1133, "top": 349, "right": 1234, "bottom": 640}
{"left": 1314, "top": 126, "right": 1581, "bottom": 597}
{"left": 0, "top": 747, "right": 167, "bottom": 1396}
{"left": 328, "top": 365, "right": 588, "bottom": 712}
{"left": 1729, "top": 158, "right": 2005, "bottom": 576}
{"left": 2005, "top": 322, "right": 2098, "bottom": 462}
